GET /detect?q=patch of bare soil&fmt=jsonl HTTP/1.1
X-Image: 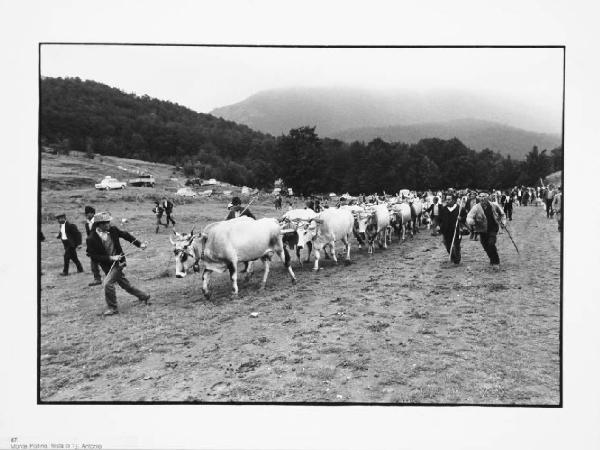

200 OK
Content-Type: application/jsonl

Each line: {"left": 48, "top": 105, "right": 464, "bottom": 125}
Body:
{"left": 40, "top": 192, "right": 560, "bottom": 403}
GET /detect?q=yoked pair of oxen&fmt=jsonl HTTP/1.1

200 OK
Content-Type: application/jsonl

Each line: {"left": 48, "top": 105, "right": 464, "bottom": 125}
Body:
{"left": 170, "top": 196, "right": 430, "bottom": 299}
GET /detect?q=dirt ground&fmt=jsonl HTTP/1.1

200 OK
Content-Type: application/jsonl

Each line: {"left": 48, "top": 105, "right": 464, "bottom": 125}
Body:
{"left": 39, "top": 155, "right": 561, "bottom": 404}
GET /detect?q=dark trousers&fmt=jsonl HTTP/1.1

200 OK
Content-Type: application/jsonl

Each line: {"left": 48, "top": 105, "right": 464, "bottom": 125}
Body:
{"left": 155, "top": 215, "right": 163, "bottom": 233}
{"left": 443, "top": 232, "right": 461, "bottom": 263}
{"left": 104, "top": 265, "right": 147, "bottom": 310}
{"left": 505, "top": 204, "right": 513, "bottom": 220}
{"left": 90, "top": 258, "right": 101, "bottom": 281}
{"left": 165, "top": 211, "right": 176, "bottom": 226}
{"left": 62, "top": 242, "right": 83, "bottom": 274}
{"left": 545, "top": 199, "right": 554, "bottom": 217}
{"left": 479, "top": 232, "right": 500, "bottom": 265}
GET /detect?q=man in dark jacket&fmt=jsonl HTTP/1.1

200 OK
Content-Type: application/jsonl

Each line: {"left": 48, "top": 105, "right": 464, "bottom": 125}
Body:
{"left": 162, "top": 197, "right": 176, "bottom": 227}
{"left": 438, "top": 195, "right": 467, "bottom": 264}
{"left": 56, "top": 213, "right": 83, "bottom": 276}
{"left": 86, "top": 212, "right": 150, "bottom": 316}
{"left": 501, "top": 191, "right": 514, "bottom": 221}
{"left": 226, "top": 197, "right": 256, "bottom": 220}
{"left": 84, "top": 206, "right": 102, "bottom": 286}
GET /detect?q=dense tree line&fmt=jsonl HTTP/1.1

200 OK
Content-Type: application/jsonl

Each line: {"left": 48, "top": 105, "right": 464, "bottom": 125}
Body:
{"left": 275, "top": 127, "right": 562, "bottom": 195}
{"left": 41, "top": 77, "right": 562, "bottom": 194}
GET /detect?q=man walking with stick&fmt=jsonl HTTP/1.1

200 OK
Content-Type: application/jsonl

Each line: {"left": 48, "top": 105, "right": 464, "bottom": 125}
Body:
{"left": 466, "top": 193, "right": 507, "bottom": 270}
{"left": 86, "top": 212, "right": 151, "bottom": 316}
{"left": 439, "top": 194, "right": 468, "bottom": 264}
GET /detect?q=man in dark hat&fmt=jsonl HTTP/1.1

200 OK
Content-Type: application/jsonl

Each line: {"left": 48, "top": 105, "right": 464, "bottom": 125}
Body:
{"left": 86, "top": 212, "right": 150, "bottom": 316}
{"left": 226, "top": 196, "right": 256, "bottom": 220}
{"left": 56, "top": 213, "right": 83, "bottom": 276}
{"left": 84, "top": 206, "right": 102, "bottom": 286}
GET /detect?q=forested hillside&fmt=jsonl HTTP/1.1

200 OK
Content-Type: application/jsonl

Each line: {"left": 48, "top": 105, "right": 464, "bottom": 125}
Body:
{"left": 40, "top": 77, "right": 562, "bottom": 193}
{"left": 41, "top": 77, "right": 279, "bottom": 188}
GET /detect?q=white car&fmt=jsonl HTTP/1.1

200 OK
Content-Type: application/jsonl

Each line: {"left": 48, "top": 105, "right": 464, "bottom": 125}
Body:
{"left": 176, "top": 187, "right": 197, "bottom": 197}
{"left": 95, "top": 176, "right": 127, "bottom": 190}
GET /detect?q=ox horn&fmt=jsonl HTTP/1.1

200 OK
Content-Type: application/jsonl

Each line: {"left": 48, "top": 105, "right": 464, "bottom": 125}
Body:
{"left": 169, "top": 235, "right": 176, "bottom": 245}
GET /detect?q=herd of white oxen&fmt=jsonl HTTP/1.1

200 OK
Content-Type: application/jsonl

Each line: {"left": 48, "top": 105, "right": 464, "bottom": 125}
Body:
{"left": 170, "top": 193, "right": 434, "bottom": 299}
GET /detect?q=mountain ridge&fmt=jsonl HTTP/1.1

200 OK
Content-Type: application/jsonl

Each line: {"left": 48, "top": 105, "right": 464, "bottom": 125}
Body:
{"left": 211, "top": 87, "right": 561, "bottom": 158}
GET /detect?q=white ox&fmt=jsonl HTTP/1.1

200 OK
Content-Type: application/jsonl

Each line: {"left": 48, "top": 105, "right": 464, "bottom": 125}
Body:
{"left": 408, "top": 197, "right": 424, "bottom": 232}
{"left": 171, "top": 217, "right": 296, "bottom": 298}
{"left": 279, "top": 208, "right": 317, "bottom": 265}
{"left": 354, "top": 204, "right": 390, "bottom": 253}
{"left": 296, "top": 208, "right": 354, "bottom": 271}
{"left": 389, "top": 202, "right": 413, "bottom": 241}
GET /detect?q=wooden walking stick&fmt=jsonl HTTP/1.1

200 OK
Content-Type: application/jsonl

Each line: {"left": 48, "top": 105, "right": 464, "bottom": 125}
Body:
{"left": 448, "top": 200, "right": 463, "bottom": 262}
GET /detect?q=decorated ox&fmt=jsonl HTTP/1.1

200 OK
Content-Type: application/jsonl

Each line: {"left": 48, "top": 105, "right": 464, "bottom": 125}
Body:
{"left": 171, "top": 217, "right": 296, "bottom": 299}
{"left": 296, "top": 208, "right": 354, "bottom": 271}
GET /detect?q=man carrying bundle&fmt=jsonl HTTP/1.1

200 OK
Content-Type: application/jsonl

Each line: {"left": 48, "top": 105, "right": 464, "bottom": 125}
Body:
{"left": 466, "top": 192, "right": 507, "bottom": 270}
{"left": 439, "top": 194, "right": 468, "bottom": 264}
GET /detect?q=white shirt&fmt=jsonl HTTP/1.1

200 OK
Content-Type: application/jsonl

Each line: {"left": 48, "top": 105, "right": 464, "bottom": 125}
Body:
{"left": 60, "top": 223, "right": 67, "bottom": 240}
{"left": 433, "top": 204, "right": 439, "bottom": 216}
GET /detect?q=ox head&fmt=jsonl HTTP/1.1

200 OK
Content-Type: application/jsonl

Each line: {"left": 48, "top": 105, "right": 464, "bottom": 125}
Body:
{"left": 354, "top": 210, "right": 375, "bottom": 242}
{"left": 296, "top": 219, "right": 321, "bottom": 249}
{"left": 421, "top": 211, "right": 431, "bottom": 225}
{"left": 170, "top": 228, "right": 198, "bottom": 278}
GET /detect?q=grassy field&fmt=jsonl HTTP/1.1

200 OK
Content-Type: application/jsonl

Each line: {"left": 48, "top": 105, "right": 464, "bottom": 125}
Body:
{"left": 39, "top": 153, "right": 561, "bottom": 403}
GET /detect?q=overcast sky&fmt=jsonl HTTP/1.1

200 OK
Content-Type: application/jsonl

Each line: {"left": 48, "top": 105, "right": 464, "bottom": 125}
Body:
{"left": 41, "top": 45, "right": 563, "bottom": 133}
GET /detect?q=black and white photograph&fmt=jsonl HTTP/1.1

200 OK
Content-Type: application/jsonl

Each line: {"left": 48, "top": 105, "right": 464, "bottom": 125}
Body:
{"left": 38, "top": 44, "right": 563, "bottom": 404}
{"left": 3, "top": 1, "right": 600, "bottom": 449}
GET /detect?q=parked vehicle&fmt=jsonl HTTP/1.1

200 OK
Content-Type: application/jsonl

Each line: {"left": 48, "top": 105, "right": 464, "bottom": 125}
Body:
{"left": 128, "top": 174, "right": 155, "bottom": 187}
{"left": 176, "top": 187, "right": 197, "bottom": 197}
{"left": 95, "top": 176, "right": 126, "bottom": 190}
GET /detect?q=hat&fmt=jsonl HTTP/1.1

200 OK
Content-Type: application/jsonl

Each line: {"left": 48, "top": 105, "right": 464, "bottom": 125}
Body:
{"left": 84, "top": 206, "right": 95, "bottom": 215}
{"left": 93, "top": 212, "right": 112, "bottom": 223}
{"left": 55, "top": 213, "right": 66, "bottom": 219}
{"left": 231, "top": 196, "right": 241, "bottom": 206}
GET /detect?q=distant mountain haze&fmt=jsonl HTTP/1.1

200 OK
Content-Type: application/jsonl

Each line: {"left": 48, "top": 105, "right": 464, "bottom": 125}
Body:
{"left": 333, "top": 119, "right": 561, "bottom": 160}
{"left": 210, "top": 87, "right": 561, "bottom": 158}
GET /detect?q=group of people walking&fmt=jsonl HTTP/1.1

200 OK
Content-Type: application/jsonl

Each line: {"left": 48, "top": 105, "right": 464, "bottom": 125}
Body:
{"left": 426, "top": 191, "right": 506, "bottom": 269}
{"left": 51, "top": 200, "right": 173, "bottom": 316}
{"left": 47, "top": 181, "right": 562, "bottom": 316}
